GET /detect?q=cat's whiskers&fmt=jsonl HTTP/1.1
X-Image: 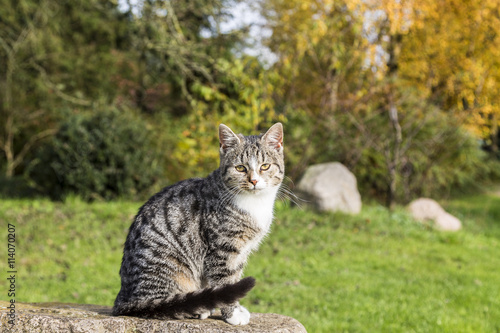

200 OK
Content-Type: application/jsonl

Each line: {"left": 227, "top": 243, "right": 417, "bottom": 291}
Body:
{"left": 277, "top": 183, "right": 304, "bottom": 208}
{"left": 284, "top": 176, "right": 296, "bottom": 187}
{"left": 217, "top": 183, "right": 242, "bottom": 211}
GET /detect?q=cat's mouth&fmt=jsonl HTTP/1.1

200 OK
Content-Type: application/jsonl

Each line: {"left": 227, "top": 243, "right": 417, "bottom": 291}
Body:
{"left": 239, "top": 185, "right": 259, "bottom": 193}
{"left": 243, "top": 184, "right": 271, "bottom": 194}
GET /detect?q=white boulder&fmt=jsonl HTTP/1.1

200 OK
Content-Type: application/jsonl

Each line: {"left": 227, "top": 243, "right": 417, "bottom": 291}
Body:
{"left": 296, "top": 162, "right": 362, "bottom": 214}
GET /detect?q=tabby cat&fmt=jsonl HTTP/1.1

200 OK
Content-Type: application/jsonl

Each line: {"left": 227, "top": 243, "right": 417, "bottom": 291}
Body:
{"left": 112, "top": 123, "right": 284, "bottom": 325}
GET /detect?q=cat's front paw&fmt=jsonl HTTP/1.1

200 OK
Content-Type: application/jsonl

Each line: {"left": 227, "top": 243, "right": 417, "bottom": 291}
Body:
{"left": 225, "top": 305, "right": 251, "bottom": 325}
{"left": 199, "top": 310, "right": 211, "bottom": 320}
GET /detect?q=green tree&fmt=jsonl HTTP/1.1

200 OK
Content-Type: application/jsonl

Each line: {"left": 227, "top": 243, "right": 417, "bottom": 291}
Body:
{"left": 0, "top": 0, "right": 130, "bottom": 178}
{"left": 119, "top": 0, "right": 249, "bottom": 115}
{"left": 0, "top": 0, "right": 58, "bottom": 178}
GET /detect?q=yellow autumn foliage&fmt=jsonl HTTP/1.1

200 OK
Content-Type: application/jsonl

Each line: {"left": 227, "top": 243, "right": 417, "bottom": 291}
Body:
{"left": 265, "top": 0, "right": 500, "bottom": 147}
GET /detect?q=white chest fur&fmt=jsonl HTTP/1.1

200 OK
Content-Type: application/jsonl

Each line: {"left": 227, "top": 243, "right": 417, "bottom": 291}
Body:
{"left": 234, "top": 187, "right": 279, "bottom": 232}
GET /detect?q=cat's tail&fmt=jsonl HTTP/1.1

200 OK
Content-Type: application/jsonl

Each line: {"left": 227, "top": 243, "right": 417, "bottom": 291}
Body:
{"left": 112, "top": 276, "right": 256, "bottom": 319}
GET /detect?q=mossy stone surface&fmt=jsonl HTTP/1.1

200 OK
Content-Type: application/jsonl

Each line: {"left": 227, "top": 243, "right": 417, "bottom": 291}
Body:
{"left": 0, "top": 301, "right": 307, "bottom": 332}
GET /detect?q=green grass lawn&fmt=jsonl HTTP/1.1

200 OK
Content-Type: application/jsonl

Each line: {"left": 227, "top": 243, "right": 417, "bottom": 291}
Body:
{"left": 1, "top": 193, "right": 499, "bottom": 332}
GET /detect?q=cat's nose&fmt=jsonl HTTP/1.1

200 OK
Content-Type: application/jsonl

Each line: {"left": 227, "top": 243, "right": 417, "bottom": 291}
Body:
{"left": 250, "top": 179, "right": 258, "bottom": 186}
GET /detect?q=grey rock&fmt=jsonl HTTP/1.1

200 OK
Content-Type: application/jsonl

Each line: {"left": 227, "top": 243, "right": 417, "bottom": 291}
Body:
{"left": 408, "top": 198, "right": 462, "bottom": 231}
{"left": 0, "top": 301, "right": 307, "bottom": 333}
{"left": 296, "top": 162, "right": 362, "bottom": 214}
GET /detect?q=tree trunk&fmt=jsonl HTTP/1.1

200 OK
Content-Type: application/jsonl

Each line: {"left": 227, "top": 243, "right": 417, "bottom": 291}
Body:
{"left": 385, "top": 33, "right": 403, "bottom": 209}
{"left": 386, "top": 100, "right": 402, "bottom": 209}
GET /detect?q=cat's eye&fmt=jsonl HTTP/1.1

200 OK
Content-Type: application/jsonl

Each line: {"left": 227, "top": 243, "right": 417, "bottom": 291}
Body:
{"left": 235, "top": 165, "right": 247, "bottom": 172}
{"left": 260, "top": 163, "right": 271, "bottom": 171}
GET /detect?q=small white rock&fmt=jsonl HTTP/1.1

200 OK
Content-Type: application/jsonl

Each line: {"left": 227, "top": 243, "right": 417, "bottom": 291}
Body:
{"left": 435, "top": 212, "right": 462, "bottom": 231}
{"left": 408, "top": 198, "right": 462, "bottom": 231}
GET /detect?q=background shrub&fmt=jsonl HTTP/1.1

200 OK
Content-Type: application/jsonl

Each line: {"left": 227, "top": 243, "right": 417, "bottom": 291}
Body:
{"left": 283, "top": 86, "right": 499, "bottom": 203}
{"left": 29, "top": 107, "right": 161, "bottom": 201}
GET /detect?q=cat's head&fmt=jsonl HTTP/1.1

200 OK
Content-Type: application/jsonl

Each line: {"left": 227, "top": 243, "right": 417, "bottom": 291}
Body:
{"left": 218, "top": 123, "right": 284, "bottom": 194}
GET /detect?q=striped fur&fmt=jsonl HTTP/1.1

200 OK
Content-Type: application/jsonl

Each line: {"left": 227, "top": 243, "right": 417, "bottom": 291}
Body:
{"left": 112, "top": 123, "right": 284, "bottom": 325}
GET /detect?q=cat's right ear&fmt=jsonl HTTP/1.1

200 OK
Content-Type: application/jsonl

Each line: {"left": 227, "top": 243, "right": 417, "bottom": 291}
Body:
{"left": 219, "top": 124, "right": 241, "bottom": 152}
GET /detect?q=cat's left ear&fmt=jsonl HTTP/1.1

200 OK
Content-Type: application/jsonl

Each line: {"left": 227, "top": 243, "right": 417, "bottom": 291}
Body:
{"left": 262, "top": 123, "right": 283, "bottom": 151}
